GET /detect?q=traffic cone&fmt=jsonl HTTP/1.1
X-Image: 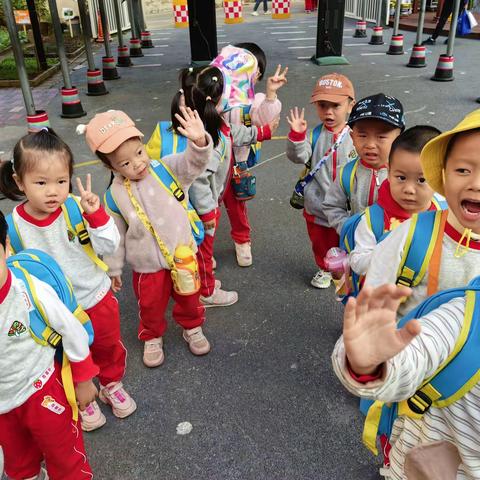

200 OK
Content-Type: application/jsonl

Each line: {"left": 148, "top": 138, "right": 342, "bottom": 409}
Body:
{"left": 387, "top": 34, "right": 404, "bottom": 55}
{"left": 353, "top": 20, "right": 367, "bottom": 38}
{"left": 141, "top": 31, "right": 154, "bottom": 48}
{"left": 407, "top": 44, "right": 426, "bottom": 68}
{"left": 27, "top": 110, "right": 50, "bottom": 132}
{"left": 96, "top": 12, "right": 104, "bottom": 43}
{"left": 102, "top": 56, "right": 121, "bottom": 80}
{"left": 86, "top": 69, "right": 109, "bottom": 96}
{"left": 60, "top": 87, "right": 87, "bottom": 118}
{"left": 431, "top": 54, "right": 454, "bottom": 82}
{"left": 117, "top": 45, "right": 132, "bottom": 67}
{"left": 369, "top": 26, "right": 384, "bottom": 45}
{"left": 129, "top": 38, "right": 144, "bottom": 57}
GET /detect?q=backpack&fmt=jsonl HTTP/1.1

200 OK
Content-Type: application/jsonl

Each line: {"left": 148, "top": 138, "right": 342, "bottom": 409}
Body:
{"left": 360, "top": 276, "right": 480, "bottom": 455}
{"left": 145, "top": 121, "right": 188, "bottom": 160}
{"left": 338, "top": 203, "right": 386, "bottom": 301}
{"left": 104, "top": 158, "right": 205, "bottom": 245}
{"left": 239, "top": 105, "right": 262, "bottom": 168}
{"left": 8, "top": 249, "right": 94, "bottom": 422}
{"left": 7, "top": 195, "right": 108, "bottom": 272}
{"left": 338, "top": 158, "right": 360, "bottom": 213}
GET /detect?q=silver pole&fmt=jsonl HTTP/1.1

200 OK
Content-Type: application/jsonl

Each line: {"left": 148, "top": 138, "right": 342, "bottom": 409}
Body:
{"left": 361, "top": 0, "right": 367, "bottom": 21}
{"left": 415, "top": 0, "right": 428, "bottom": 44}
{"left": 47, "top": 0, "right": 73, "bottom": 89}
{"left": 393, "top": 0, "right": 402, "bottom": 35}
{"left": 126, "top": 0, "right": 138, "bottom": 38}
{"left": 446, "top": 0, "right": 462, "bottom": 57}
{"left": 112, "top": 0, "right": 125, "bottom": 47}
{"left": 77, "top": 0, "right": 96, "bottom": 69}
{"left": 98, "top": 0, "right": 113, "bottom": 57}
{"left": 376, "top": 0, "right": 383, "bottom": 26}
{"left": 137, "top": 0, "right": 147, "bottom": 32}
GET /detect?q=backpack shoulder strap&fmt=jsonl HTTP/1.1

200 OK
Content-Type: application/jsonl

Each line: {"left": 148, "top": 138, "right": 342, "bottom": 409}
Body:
{"left": 104, "top": 187, "right": 122, "bottom": 218}
{"left": 432, "top": 193, "right": 448, "bottom": 210}
{"left": 61, "top": 195, "right": 108, "bottom": 272}
{"left": 396, "top": 210, "right": 446, "bottom": 288}
{"left": 364, "top": 203, "right": 385, "bottom": 242}
{"left": 6, "top": 212, "right": 23, "bottom": 254}
{"left": 339, "top": 158, "right": 359, "bottom": 199}
{"left": 310, "top": 124, "right": 323, "bottom": 153}
{"left": 159, "top": 121, "right": 188, "bottom": 158}
{"left": 339, "top": 212, "right": 363, "bottom": 253}
{"left": 149, "top": 158, "right": 187, "bottom": 204}
{"left": 145, "top": 122, "right": 162, "bottom": 160}
{"left": 240, "top": 104, "right": 252, "bottom": 127}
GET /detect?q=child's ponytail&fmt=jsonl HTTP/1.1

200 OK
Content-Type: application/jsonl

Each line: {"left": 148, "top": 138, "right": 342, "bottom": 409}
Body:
{"left": 0, "top": 159, "right": 23, "bottom": 201}
{"left": 192, "top": 66, "right": 224, "bottom": 147}
{"left": 170, "top": 67, "right": 200, "bottom": 133}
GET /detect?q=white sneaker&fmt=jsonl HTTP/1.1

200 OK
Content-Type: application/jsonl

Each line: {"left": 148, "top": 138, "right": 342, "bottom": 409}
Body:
{"left": 264, "top": 10, "right": 270, "bottom": 14}
{"left": 251, "top": 11, "right": 259, "bottom": 15}
{"left": 235, "top": 242, "right": 252, "bottom": 267}
{"left": 311, "top": 270, "right": 332, "bottom": 289}
{"left": 200, "top": 288, "right": 238, "bottom": 307}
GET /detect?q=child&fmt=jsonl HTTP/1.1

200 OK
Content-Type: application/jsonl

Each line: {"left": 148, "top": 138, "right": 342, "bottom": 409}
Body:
{"left": 365, "top": 109, "right": 480, "bottom": 317}
{"left": 0, "top": 128, "right": 135, "bottom": 432}
{"left": 286, "top": 73, "right": 357, "bottom": 289}
{"left": 350, "top": 125, "right": 441, "bottom": 276}
{"left": 332, "top": 283, "right": 480, "bottom": 479}
{"left": 323, "top": 93, "right": 404, "bottom": 240}
{"left": 188, "top": 66, "right": 278, "bottom": 307}
{"left": 221, "top": 43, "right": 286, "bottom": 267}
{"left": 82, "top": 108, "right": 213, "bottom": 369}
{"left": 0, "top": 210, "right": 99, "bottom": 479}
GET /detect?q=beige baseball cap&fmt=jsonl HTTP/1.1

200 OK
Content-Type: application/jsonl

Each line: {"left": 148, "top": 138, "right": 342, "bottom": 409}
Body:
{"left": 310, "top": 73, "right": 355, "bottom": 104}
{"left": 83, "top": 110, "right": 144, "bottom": 154}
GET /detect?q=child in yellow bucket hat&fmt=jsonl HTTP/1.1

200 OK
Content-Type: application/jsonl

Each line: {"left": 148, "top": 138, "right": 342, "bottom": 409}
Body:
{"left": 363, "top": 108, "right": 480, "bottom": 318}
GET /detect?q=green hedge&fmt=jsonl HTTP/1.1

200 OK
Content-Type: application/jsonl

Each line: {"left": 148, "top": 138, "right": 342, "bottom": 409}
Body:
{"left": 0, "top": 56, "right": 57, "bottom": 79}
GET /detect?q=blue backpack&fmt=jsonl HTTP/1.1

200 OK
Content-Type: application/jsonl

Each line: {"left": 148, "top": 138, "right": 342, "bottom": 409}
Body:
{"left": 8, "top": 249, "right": 93, "bottom": 421}
{"left": 104, "top": 158, "right": 205, "bottom": 245}
{"left": 7, "top": 196, "right": 108, "bottom": 272}
{"left": 360, "top": 276, "right": 480, "bottom": 455}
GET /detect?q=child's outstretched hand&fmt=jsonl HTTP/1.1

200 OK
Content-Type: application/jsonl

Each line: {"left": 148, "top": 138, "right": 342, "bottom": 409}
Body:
{"left": 75, "top": 379, "right": 98, "bottom": 411}
{"left": 111, "top": 276, "right": 123, "bottom": 293}
{"left": 343, "top": 284, "right": 421, "bottom": 376}
{"left": 76, "top": 174, "right": 100, "bottom": 215}
{"left": 175, "top": 106, "right": 207, "bottom": 147}
{"left": 266, "top": 65, "right": 288, "bottom": 100}
{"left": 287, "top": 107, "right": 307, "bottom": 134}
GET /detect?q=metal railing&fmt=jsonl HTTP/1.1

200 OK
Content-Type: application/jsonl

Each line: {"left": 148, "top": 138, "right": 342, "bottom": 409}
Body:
{"left": 345, "top": 0, "right": 389, "bottom": 23}
{"left": 87, "top": 0, "right": 131, "bottom": 37}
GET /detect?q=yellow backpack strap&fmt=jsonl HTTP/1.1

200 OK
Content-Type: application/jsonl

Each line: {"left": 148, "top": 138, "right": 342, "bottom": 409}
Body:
{"left": 145, "top": 123, "right": 162, "bottom": 160}
{"left": 61, "top": 196, "right": 109, "bottom": 272}
{"left": 363, "top": 400, "right": 385, "bottom": 455}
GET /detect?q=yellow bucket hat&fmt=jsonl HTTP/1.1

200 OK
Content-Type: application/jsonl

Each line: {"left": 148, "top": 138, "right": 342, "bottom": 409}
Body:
{"left": 421, "top": 109, "right": 480, "bottom": 196}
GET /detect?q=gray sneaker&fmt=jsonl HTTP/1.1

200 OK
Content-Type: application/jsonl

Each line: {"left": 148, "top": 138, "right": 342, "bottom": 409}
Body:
{"left": 200, "top": 288, "right": 238, "bottom": 307}
{"left": 311, "top": 270, "right": 332, "bottom": 289}
{"left": 251, "top": 10, "right": 259, "bottom": 15}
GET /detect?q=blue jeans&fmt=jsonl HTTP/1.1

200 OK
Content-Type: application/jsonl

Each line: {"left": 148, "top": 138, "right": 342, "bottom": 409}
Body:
{"left": 254, "top": 0, "right": 268, "bottom": 12}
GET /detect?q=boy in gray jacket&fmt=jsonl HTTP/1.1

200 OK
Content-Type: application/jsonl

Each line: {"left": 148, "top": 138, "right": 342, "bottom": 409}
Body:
{"left": 323, "top": 94, "right": 404, "bottom": 237}
{"left": 286, "top": 73, "right": 357, "bottom": 289}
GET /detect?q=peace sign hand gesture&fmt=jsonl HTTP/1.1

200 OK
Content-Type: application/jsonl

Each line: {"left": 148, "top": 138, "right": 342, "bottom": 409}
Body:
{"left": 286, "top": 107, "right": 307, "bottom": 134}
{"left": 174, "top": 106, "right": 207, "bottom": 147}
{"left": 266, "top": 64, "right": 288, "bottom": 99}
{"left": 76, "top": 174, "right": 100, "bottom": 215}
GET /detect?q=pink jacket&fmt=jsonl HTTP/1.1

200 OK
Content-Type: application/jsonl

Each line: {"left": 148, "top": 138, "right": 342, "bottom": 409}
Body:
{"left": 104, "top": 137, "right": 213, "bottom": 276}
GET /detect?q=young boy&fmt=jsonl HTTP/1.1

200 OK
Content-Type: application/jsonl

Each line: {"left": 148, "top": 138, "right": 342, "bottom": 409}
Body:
{"left": 365, "top": 109, "right": 480, "bottom": 318}
{"left": 0, "top": 211, "right": 99, "bottom": 479}
{"left": 323, "top": 94, "right": 405, "bottom": 238}
{"left": 350, "top": 126, "right": 441, "bottom": 276}
{"left": 286, "top": 73, "right": 357, "bottom": 288}
{"left": 332, "top": 283, "right": 480, "bottom": 479}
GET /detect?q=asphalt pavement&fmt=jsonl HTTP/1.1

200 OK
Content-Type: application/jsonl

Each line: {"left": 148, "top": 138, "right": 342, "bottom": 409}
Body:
{"left": 1, "top": 5, "right": 480, "bottom": 479}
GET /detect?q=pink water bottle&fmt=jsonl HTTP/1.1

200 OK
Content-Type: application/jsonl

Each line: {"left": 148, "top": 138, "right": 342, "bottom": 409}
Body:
{"left": 324, "top": 247, "right": 349, "bottom": 280}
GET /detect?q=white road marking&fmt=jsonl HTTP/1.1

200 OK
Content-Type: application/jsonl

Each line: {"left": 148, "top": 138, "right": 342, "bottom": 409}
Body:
{"left": 143, "top": 53, "right": 164, "bottom": 56}
{"left": 344, "top": 43, "right": 370, "bottom": 46}
{"left": 132, "top": 63, "right": 162, "bottom": 67}
{"left": 297, "top": 56, "right": 311, "bottom": 59}
{"left": 288, "top": 45, "right": 315, "bottom": 49}
{"left": 361, "top": 52, "right": 386, "bottom": 55}
{"left": 405, "top": 106, "right": 427, "bottom": 114}
{"left": 271, "top": 31, "right": 306, "bottom": 34}
{"left": 278, "top": 37, "right": 315, "bottom": 41}
{"left": 249, "top": 152, "right": 285, "bottom": 170}
{"left": 266, "top": 25, "right": 300, "bottom": 29}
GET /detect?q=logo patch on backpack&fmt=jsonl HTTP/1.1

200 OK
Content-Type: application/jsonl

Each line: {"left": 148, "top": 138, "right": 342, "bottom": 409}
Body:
{"left": 8, "top": 320, "right": 27, "bottom": 337}
{"left": 348, "top": 149, "right": 357, "bottom": 160}
{"left": 67, "top": 229, "right": 75, "bottom": 242}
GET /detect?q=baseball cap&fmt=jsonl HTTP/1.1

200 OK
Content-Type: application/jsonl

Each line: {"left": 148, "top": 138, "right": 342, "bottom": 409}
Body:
{"left": 421, "top": 109, "right": 480, "bottom": 196}
{"left": 348, "top": 93, "right": 405, "bottom": 130}
{"left": 310, "top": 73, "right": 355, "bottom": 104}
{"left": 83, "top": 110, "right": 144, "bottom": 154}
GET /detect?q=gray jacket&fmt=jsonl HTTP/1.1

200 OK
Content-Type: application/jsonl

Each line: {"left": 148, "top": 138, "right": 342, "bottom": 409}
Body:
{"left": 323, "top": 160, "right": 388, "bottom": 234}
{"left": 286, "top": 125, "right": 357, "bottom": 226}
{"left": 189, "top": 124, "right": 259, "bottom": 215}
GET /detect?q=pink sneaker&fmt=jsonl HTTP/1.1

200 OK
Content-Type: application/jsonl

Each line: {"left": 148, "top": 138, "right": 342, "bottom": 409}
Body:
{"left": 99, "top": 382, "right": 137, "bottom": 419}
{"left": 80, "top": 400, "right": 106, "bottom": 432}
{"left": 235, "top": 242, "right": 252, "bottom": 267}
{"left": 143, "top": 337, "right": 164, "bottom": 367}
{"left": 183, "top": 326, "right": 211, "bottom": 355}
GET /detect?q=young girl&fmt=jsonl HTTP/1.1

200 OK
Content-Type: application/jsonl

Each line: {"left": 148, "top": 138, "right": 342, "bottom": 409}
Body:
{"left": 188, "top": 66, "right": 279, "bottom": 307}
{"left": 81, "top": 107, "right": 213, "bottom": 369}
{"left": 0, "top": 210, "right": 99, "bottom": 479}
{"left": 219, "top": 43, "right": 287, "bottom": 267}
{"left": 0, "top": 128, "right": 135, "bottom": 432}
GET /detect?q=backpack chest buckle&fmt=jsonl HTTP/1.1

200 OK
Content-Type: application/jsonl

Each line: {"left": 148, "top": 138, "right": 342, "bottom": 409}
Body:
{"left": 407, "top": 390, "right": 432, "bottom": 415}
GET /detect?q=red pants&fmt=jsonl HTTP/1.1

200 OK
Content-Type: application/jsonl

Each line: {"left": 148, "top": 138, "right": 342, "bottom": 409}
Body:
{"left": 85, "top": 290, "right": 126, "bottom": 386}
{"left": 0, "top": 374, "right": 92, "bottom": 480}
{"left": 305, "top": 0, "right": 317, "bottom": 10}
{"left": 197, "top": 208, "right": 222, "bottom": 297}
{"left": 132, "top": 269, "right": 205, "bottom": 341}
{"left": 304, "top": 210, "right": 339, "bottom": 270}
{"left": 223, "top": 185, "right": 251, "bottom": 244}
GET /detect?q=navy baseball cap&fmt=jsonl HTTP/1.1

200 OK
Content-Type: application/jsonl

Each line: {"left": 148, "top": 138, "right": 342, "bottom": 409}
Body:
{"left": 348, "top": 93, "right": 405, "bottom": 130}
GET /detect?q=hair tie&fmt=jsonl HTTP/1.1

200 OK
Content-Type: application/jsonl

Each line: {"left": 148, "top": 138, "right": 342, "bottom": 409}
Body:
{"left": 206, "top": 96, "right": 212, "bottom": 101}
{"left": 76, "top": 124, "right": 87, "bottom": 135}
{"left": 188, "top": 67, "right": 193, "bottom": 73}
{"left": 212, "top": 76, "right": 218, "bottom": 82}
{"left": 179, "top": 88, "right": 184, "bottom": 94}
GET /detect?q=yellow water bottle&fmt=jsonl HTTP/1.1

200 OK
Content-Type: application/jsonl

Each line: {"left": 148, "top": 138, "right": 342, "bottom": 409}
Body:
{"left": 171, "top": 245, "right": 200, "bottom": 296}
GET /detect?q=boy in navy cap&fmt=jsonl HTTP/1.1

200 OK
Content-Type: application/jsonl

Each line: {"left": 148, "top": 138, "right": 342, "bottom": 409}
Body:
{"left": 323, "top": 93, "right": 405, "bottom": 235}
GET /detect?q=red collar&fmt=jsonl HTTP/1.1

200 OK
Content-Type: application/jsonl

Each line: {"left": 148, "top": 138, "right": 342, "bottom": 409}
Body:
{"left": 445, "top": 221, "right": 480, "bottom": 250}
{"left": 220, "top": 123, "right": 231, "bottom": 136}
{"left": 17, "top": 203, "right": 63, "bottom": 227}
{"left": 360, "top": 159, "right": 387, "bottom": 170}
{"left": 377, "top": 180, "right": 412, "bottom": 222}
{"left": 0, "top": 270, "right": 12, "bottom": 304}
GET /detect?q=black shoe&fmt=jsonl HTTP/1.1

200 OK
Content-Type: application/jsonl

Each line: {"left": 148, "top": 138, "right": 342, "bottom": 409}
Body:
{"left": 422, "top": 37, "right": 436, "bottom": 45}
